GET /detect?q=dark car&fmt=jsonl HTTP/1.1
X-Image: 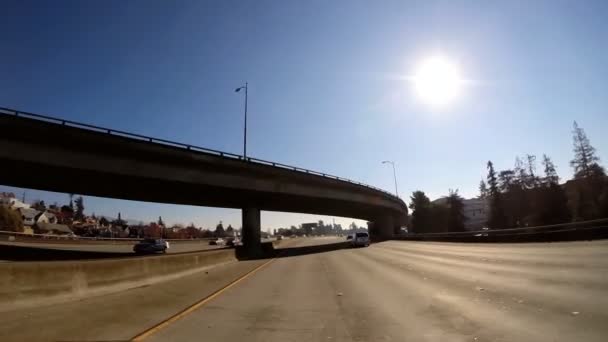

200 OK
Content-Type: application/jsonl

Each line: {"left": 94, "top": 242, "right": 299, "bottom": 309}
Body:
{"left": 133, "top": 238, "right": 167, "bottom": 254}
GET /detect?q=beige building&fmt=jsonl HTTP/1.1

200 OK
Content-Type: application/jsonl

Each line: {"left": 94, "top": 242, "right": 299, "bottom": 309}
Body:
{"left": 463, "top": 198, "right": 489, "bottom": 231}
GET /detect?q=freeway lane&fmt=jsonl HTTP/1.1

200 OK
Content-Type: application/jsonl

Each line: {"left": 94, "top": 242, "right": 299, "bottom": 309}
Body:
{"left": 0, "top": 237, "right": 279, "bottom": 257}
{"left": 147, "top": 240, "right": 608, "bottom": 342}
{"left": 0, "top": 239, "right": 607, "bottom": 341}
{"left": 0, "top": 240, "right": 221, "bottom": 254}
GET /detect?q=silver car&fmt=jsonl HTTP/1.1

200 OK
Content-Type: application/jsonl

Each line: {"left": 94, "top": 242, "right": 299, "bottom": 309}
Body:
{"left": 351, "top": 232, "right": 370, "bottom": 247}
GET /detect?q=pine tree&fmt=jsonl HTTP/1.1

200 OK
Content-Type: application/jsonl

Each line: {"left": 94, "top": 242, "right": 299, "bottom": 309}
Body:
{"left": 478, "top": 180, "right": 488, "bottom": 199}
{"left": 487, "top": 161, "right": 507, "bottom": 228}
{"left": 215, "top": 221, "right": 225, "bottom": 237}
{"left": 570, "top": 121, "right": 606, "bottom": 219}
{"left": 571, "top": 121, "right": 603, "bottom": 179}
{"left": 74, "top": 196, "right": 85, "bottom": 220}
{"left": 487, "top": 161, "right": 499, "bottom": 196}
{"left": 525, "top": 154, "right": 540, "bottom": 188}
{"left": 537, "top": 155, "right": 570, "bottom": 224}
{"left": 158, "top": 216, "right": 165, "bottom": 227}
{"left": 541, "top": 154, "right": 559, "bottom": 186}
{"left": 513, "top": 157, "right": 528, "bottom": 189}
{"left": 498, "top": 170, "right": 515, "bottom": 193}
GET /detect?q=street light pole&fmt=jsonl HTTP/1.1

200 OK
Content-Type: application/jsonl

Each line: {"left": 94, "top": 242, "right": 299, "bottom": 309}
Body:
{"left": 382, "top": 160, "right": 399, "bottom": 198}
{"left": 235, "top": 82, "right": 248, "bottom": 159}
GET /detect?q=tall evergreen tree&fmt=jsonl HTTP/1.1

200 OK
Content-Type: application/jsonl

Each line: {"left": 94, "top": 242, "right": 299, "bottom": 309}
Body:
{"left": 570, "top": 121, "right": 606, "bottom": 219}
{"left": 537, "top": 155, "right": 571, "bottom": 224}
{"left": 571, "top": 121, "right": 603, "bottom": 179}
{"left": 525, "top": 154, "right": 540, "bottom": 188}
{"left": 74, "top": 196, "right": 85, "bottom": 220}
{"left": 487, "top": 161, "right": 507, "bottom": 228}
{"left": 158, "top": 216, "right": 165, "bottom": 227}
{"left": 541, "top": 154, "right": 559, "bottom": 186}
{"left": 498, "top": 170, "right": 516, "bottom": 193}
{"left": 478, "top": 180, "right": 488, "bottom": 199}
{"left": 513, "top": 157, "right": 527, "bottom": 188}
{"left": 215, "top": 221, "right": 225, "bottom": 237}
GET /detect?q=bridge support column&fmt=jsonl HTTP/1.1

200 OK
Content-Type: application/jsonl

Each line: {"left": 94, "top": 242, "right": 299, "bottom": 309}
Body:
{"left": 372, "top": 215, "right": 395, "bottom": 241}
{"left": 242, "top": 207, "right": 262, "bottom": 257}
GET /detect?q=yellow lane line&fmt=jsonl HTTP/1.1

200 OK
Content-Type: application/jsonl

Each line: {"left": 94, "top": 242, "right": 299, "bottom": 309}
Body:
{"left": 131, "top": 257, "right": 276, "bottom": 341}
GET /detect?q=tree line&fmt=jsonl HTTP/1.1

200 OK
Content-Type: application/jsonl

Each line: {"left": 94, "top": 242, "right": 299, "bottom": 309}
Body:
{"left": 409, "top": 122, "right": 608, "bottom": 233}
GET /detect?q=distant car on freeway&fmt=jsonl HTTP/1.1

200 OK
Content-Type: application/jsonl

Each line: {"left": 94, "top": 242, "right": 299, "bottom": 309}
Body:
{"left": 351, "top": 232, "right": 370, "bottom": 247}
{"left": 225, "top": 237, "right": 240, "bottom": 247}
{"left": 133, "top": 238, "right": 168, "bottom": 254}
{"left": 209, "top": 238, "right": 225, "bottom": 245}
{"left": 474, "top": 227, "right": 490, "bottom": 237}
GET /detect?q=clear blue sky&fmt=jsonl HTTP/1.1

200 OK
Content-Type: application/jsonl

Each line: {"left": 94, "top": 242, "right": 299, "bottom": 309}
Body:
{"left": 2, "top": 0, "right": 607, "bottom": 230}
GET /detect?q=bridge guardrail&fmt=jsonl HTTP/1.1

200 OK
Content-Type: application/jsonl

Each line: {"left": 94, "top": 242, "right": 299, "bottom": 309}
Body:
{"left": 400, "top": 218, "right": 608, "bottom": 241}
{"left": 0, "top": 107, "right": 402, "bottom": 203}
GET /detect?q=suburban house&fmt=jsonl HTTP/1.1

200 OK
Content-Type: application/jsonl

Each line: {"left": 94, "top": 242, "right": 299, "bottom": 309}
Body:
{"left": 18, "top": 207, "right": 39, "bottom": 227}
{"left": 43, "top": 211, "right": 58, "bottom": 224}
{"left": 2, "top": 197, "right": 30, "bottom": 210}
{"left": 35, "top": 222, "right": 73, "bottom": 235}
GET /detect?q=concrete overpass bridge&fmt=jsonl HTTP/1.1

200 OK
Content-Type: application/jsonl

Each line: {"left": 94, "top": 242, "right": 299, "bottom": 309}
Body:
{"left": 0, "top": 107, "right": 407, "bottom": 255}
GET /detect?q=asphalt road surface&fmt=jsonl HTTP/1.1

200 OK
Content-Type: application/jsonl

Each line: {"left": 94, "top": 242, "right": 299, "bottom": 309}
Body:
{"left": 1, "top": 239, "right": 607, "bottom": 341}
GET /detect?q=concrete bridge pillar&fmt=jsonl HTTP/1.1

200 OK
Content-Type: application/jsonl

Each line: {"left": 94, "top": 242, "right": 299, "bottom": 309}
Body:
{"left": 372, "top": 215, "right": 395, "bottom": 241}
{"left": 242, "top": 207, "right": 262, "bottom": 257}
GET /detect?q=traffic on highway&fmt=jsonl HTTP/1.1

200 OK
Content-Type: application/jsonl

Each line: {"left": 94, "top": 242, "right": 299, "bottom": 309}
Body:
{"left": 2, "top": 1, "right": 608, "bottom": 341}
{"left": 1, "top": 238, "right": 607, "bottom": 341}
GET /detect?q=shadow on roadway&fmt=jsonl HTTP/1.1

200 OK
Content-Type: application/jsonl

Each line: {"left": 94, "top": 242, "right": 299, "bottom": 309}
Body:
{"left": 236, "top": 241, "right": 352, "bottom": 260}
{"left": 0, "top": 244, "right": 227, "bottom": 261}
{"left": 0, "top": 244, "right": 135, "bottom": 261}
{"left": 1, "top": 241, "right": 353, "bottom": 262}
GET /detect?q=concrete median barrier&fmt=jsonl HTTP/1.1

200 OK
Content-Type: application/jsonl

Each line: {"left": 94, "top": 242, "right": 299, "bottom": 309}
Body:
{"left": 0, "top": 249, "right": 237, "bottom": 311}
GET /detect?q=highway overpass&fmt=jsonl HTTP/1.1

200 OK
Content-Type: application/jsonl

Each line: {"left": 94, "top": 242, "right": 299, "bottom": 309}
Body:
{"left": 0, "top": 107, "right": 407, "bottom": 255}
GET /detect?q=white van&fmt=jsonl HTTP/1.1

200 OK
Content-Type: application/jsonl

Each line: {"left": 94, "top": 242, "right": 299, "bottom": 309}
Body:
{"left": 351, "top": 232, "right": 370, "bottom": 247}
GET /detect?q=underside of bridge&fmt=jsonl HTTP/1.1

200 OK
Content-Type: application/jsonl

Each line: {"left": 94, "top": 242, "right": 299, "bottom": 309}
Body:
{"left": 0, "top": 110, "right": 408, "bottom": 256}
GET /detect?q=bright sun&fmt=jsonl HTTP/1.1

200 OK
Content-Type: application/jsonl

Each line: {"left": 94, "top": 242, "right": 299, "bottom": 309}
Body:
{"left": 413, "top": 56, "right": 463, "bottom": 107}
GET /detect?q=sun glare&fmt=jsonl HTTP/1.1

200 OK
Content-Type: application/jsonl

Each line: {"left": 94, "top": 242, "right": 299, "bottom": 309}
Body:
{"left": 412, "top": 56, "right": 463, "bottom": 107}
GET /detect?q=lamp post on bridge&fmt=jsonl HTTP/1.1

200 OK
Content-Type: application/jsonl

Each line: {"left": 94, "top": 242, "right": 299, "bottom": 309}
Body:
{"left": 235, "top": 82, "right": 248, "bottom": 159}
{"left": 382, "top": 160, "right": 399, "bottom": 198}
